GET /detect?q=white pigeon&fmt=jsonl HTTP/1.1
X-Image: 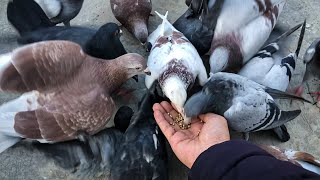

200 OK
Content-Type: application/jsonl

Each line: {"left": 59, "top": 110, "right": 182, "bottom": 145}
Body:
{"left": 209, "top": 0, "right": 286, "bottom": 73}
{"left": 145, "top": 11, "right": 208, "bottom": 125}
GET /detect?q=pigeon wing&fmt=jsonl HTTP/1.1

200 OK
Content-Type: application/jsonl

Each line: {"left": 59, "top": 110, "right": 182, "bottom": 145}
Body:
{"left": 13, "top": 87, "right": 116, "bottom": 142}
{"left": 0, "top": 41, "right": 87, "bottom": 93}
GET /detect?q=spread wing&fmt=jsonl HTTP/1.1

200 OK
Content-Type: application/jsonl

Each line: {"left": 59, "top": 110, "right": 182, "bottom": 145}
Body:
{"left": 13, "top": 87, "right": 116, "bottom": 142}
{"left": 0, "top": 41, "right": 88, "bottom": 93}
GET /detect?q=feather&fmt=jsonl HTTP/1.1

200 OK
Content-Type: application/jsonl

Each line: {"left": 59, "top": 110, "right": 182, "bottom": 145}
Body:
{"left": 0, "top": 134, "right": 20, "bottom": 154}
{"left": 260, "top": 145, "right": 320, "bottom": 175}
{"left": 264, "top": 88, "right": 311, "bottom": 103}
{"left": 0, "top": 41, "right": 147, "bottom": 150}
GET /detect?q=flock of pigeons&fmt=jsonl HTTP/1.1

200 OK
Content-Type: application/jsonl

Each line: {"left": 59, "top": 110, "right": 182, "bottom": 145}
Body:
{"left": 0, "top": 0, "right": 319, "bottom": 179}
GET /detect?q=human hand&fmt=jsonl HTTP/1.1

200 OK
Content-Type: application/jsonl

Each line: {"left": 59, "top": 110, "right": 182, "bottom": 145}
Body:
{"left": 153, "top": 101, "right": 230, "bottom": 169}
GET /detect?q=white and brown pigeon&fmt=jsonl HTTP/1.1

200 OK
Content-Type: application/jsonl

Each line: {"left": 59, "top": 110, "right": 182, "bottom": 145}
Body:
{"left": 0, "top": 40, "right": 148, "bottom": 153}
{"left": 145, "top": 11, "right": 208, "bottom": 125}
{"left": 184, "top": 72, "right": 310, "bottom": 140}
{"left": 209, "top": 0, "right": 286, "bottom": 73}
{"left": 259, "top": 145, "right": 320, "bottom": 175}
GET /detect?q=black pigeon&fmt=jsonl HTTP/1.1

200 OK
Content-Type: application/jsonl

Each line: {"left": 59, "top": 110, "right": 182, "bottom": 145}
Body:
{"left": 7, "top": 0, "right": 127, "bottom": 60}
{"left": 7, "top": 0, "right": 55, "bottom": 34}
{"left": 110, "top": 81, "right": 168, "bottom": 180}
{"left": 173, "top": 0, "right": 224, "bottom": 55}
{"left": 184, "top": 72, "right": 310, "bottom": 141}
{"left": 33, "top": 106, "right": 133, "bottom": 178}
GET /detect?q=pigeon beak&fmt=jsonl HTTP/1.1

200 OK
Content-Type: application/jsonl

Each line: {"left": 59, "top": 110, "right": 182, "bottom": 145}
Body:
{"left": 144, "top": 67, "right": 151, "bottom": 76}
{"left": 132, "top": 75, "right": 139, "bottom": 82}
{"left": 119, "top": 29, "right": 123, "bottom": 36}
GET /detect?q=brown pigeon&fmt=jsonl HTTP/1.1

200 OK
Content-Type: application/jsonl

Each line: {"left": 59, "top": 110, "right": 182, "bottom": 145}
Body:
{"left": 259, "top": 145, "right": 320, "bottom": 175}
{"left": 110, "top": 0, "right": 152, "bottom": 44}
{"left": 0, "top": 40, "right": 148, "bottom": 153}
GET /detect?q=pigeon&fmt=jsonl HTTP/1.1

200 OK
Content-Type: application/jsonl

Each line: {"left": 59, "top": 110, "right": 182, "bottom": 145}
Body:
{"left": 239, "top": 21, "right": 305, "bottom": 91}
{"left": 0, "top": 40, "right": 148, "bottom": 154}
{"left": 110, "top": 0, "right": 152, "bottom": 44}
{"left": 294, "top": 38, "right": 320, "bottom": 101}
{"left": 145, "top": 11, "right": 208, "bottom": 125}
{"left": 238, "top": 21, "right": 306, "bottom": 142}
{"left": 259, "top": 145, "right": 320, "bottom": 175}
{"left": 33, "top": 106, "right": 133, "bottom": 178}
{"left": 173, "top": 0, "right": 225, "bottom": 55}
{"left": 110, "top": 81, "right": 168, "bottom": 180}
{"left": 34, "top": 0, "right": 84, "bottom": 26}
{"left": 7, "top": 0, "right": 55, "bottom": 34}
{"left": 7, "top": 0, "right": 127, "bottom": 60}
{"left": 209, "top": 0, "right": 286, "bottom": 73}
{"left": 184, "top": 72, "right": 310, "bottom": 140}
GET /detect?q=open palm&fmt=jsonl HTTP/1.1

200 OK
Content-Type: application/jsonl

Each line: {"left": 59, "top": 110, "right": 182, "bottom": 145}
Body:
{"left": 153, "top": 101, "right": 230, "bottom": 168}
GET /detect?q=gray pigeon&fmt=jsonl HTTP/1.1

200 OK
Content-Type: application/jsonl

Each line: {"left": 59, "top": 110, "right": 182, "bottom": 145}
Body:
{"left": 184, "top": 72, "right": 310, "bottom": 140}
{"left": 294, "top": 38, "right": 320, "bottom": 102}
{"left": 238, "top": 21, "right": 306, "bottom": 142}
{"left": 239, "top": 21, "right": 305, "bottom": 91}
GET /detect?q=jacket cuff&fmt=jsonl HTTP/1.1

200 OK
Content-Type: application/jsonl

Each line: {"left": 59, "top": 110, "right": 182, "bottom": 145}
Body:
{"left": 189, "top": 140, "right": 272, "bottom": 179}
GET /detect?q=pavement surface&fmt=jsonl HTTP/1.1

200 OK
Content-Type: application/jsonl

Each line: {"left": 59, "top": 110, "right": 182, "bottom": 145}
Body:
{"left": 0, "top": 0, "right": 319, "bottom": 179}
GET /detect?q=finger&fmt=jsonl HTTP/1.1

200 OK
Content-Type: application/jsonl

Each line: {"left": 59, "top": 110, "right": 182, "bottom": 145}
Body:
{"left": 168, "top": 109, "right": 179, "bottom": 120}
{"left": 153, "top": 103, "right": 166, "bottom": 114}
{"left": 154, "top": 111, "right": 176, "bottom": 139}
{"left": 160, "top": 101, "right": 174, "bottom": 113}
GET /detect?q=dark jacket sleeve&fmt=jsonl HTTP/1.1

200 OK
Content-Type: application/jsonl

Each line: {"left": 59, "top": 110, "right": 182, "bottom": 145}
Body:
{"left": 189, "top": 140, "right": 320, "bottom": 180}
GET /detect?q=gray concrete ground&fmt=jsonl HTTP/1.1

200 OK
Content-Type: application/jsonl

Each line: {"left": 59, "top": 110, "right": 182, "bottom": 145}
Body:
{"left": 0, "top": 0, "right": 319, "bottom": 179}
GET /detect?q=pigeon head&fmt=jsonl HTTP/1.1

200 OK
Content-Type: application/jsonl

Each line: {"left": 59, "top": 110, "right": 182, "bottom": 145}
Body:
{"left": 131, "top": 19, "right": 149, "bottom": 44}
{"left": 86, "top": 23, "right": 127, "bottom": 59}
{"left": 162, "top": 76, "right": 187, "bottom": 119}
{"left": 184, "top": 91, "right": 210, "bottom": 119}
{"left": 303, "top": 38, "right": 320, "bottom": 65}
{"left": 114, "top": 53, "right": 148, "bottom": 78}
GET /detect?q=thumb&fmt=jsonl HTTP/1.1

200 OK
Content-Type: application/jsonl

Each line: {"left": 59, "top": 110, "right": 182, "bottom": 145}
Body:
{"left": 199, "top": 113, "right": 225, "bottom": 123}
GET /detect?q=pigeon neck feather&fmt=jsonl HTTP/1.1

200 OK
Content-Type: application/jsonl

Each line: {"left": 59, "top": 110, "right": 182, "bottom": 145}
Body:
{"left": 83, "top": 58, "right": 129, "bottom": 94}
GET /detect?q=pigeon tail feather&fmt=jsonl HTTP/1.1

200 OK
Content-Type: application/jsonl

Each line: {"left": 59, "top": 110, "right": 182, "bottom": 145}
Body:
{"left": 285, "top": 150, "right": 320, "bottom": 175}
{"left": 155, "top": 11, "right": 176, "bottom": 36}
{"left": 272, "top": 125, "right": 290, "bottom": 142}
{"left": 265, "top": 88, "right": 311, "bottom": 103}
{"left": 272, "top": 22, "right": 304, "bottom": 44}
{"left": 0, "top": 133, "right": 21, "bottom": 154}
{"left": 265, "top": 109, "right": 301, "bottom": 130}
{"left": 295, "top": 19, "right": 307, "bottom": 57}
